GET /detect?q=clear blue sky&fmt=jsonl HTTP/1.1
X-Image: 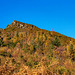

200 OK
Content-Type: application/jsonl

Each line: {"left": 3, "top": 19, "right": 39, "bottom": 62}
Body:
{"left": 0, "top": 0, "right": 75, "bottom": 38}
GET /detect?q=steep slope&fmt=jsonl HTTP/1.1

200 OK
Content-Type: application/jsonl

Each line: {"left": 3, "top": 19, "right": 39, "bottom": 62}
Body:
{"left": 0, "top": 20, "right": 75, "bottom": 75}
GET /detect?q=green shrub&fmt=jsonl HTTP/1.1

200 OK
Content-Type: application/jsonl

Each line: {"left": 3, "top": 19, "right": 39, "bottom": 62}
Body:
{"left": 26, "top": 62, "right": 32, "bottom": 68}
{"left": 7, "top": 37, "right": 11, "bottom": 40}
{"left": 12, "top": 59, "right": 16, "bottom": 64}
{"left": 70, "top": 44, "right": 75, "bottom": 61}
{"left": 34, "top": 61, "right": 38, "bottom": 65}
{"left": 7, "top": 34, "right": 11, "bottom": 37}
{"left": 0, "top": 52, "right": 11, "bottom": 57}
{"left": 16, "top": 32, "right": 19, "bottom": 37}
{"left": 0, "top": 39, "right": 5, "bottom": 47}
{"left": 8, "top": 42, "right": 17, "bottom": 48}
{"left": 20, "top": 55, "right": 23, "bottom": 58}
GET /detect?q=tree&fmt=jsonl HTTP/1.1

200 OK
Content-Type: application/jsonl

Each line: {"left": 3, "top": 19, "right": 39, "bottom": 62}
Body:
{"left": 44, "top": 34, "right": 47, "bottom": 41}
{"left": 36, "top": 32, "right": 40, "bottom": 50}
{"left": 16, "top": 32, "right": 19, "bottom": 37}
{"left": 0, "top": 39, "right": 5, "bottom": 47}
{"left": 8, "top": 41, "right": 17, "bottom": 48}
{"left": 52, "top": 36, "right": 61, "bottom": 47}
{"left": 69, "top": 44, "right": 75, "bottom": 61}
{"left": 49, "top": 44, "right": 54, "bottom": 57}
{"left": 30, "top": 37, "right": 36, "bottom": 54}
{"left": 24, "top": 43, "right": 28, "bottom": 53}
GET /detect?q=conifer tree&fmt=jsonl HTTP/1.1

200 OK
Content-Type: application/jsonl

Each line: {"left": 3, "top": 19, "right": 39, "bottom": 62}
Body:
{"left": 52, "top": 36, "right": 61, "bottom": 47}
{"left": 70, "top": 44, "right": 75, "bottom": 61}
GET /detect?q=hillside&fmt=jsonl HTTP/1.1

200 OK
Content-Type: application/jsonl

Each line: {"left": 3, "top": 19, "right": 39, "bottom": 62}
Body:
{"left": 0, "top": 20, "right": 75, "bottom": 75}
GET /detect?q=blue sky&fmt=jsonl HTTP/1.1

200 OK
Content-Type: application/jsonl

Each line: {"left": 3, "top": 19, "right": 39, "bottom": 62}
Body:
{"left": 0, "top": 0, "right": 75, "bottom": 38}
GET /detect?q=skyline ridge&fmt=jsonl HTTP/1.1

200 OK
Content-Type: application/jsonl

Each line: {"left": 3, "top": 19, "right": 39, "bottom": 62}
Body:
{"left": 0, "top": 20, "right": 74, "bottom": 39}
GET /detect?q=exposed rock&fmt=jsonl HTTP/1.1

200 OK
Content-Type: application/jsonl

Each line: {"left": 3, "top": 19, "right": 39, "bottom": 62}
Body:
{"left": 13, "top": 21, "right": 17, "bottom": 25}
{"left": 19, "top": 24, "right": 24, "bottom": 28}
{"left": 17, "top": 24, "right": 23, "bottom": 28}
{"left": 6, "top": 20, "right": 39, "bottom": 30}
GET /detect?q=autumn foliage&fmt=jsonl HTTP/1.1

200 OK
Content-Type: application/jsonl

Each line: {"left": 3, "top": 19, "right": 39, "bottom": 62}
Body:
{"left": 0, "top": 20, "right": 75, "bottom": 75}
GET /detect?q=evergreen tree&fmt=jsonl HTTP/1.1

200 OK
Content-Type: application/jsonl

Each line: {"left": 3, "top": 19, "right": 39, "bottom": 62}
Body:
{"left": 30, "top": 37, "right": 36, "bottom": 54}
{"left": 0, "top": 39, "right": 5, "bottom": 47}
{"left": 44, "top": 34, "right": 47, "bottom": 41}
{"left": 16, "top": 32, "right": 19, "bottom": 37}
{"left": 70, "top": 44, "right": 75, "bottom": 61}
{"left": 52, "top": 36, "right": 61, "bottom": 47}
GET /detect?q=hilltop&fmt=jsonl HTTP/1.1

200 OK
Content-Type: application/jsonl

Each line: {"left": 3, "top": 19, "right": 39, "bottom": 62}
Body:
{"left": 1, "top": 20, "right": 75, "bottom": 46}
{"left": 0, "top": 20, "right": 75, "bottom": 75}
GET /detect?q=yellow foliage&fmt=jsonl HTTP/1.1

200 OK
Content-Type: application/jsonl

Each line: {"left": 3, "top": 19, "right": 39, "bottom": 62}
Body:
{"left": 30, "top": 45, "right": 34, "bottom": 52}
{"left": 67, "top": 45, "right": 70, "bottom": 56}
{"left": 7, "top": 49, "right": 11, "bottom": 53}
{"left": 70, "top": 40, "right": 73, "bottom": 45}
{"left": 16, "top": 42, "right": 20, "bottom": 47}
{"left": 64, "top": 59, "right": 73, "bottom": 70}
{"left": 35, "top": 38, "right": 37, "bottom": 43}
{"left": 19, "top": 32, "right": 23, "bottom": 37}
{"left": 3, "top": 37, "right": 7, "bottom": 42}
{"left": 13, "top": 37, "right": 18, "bottom": 43}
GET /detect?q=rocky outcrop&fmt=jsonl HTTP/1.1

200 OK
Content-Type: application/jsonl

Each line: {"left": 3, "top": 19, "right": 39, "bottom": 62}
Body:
{"left": 10, "top": 20, "right": 27, "bottom": 28}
